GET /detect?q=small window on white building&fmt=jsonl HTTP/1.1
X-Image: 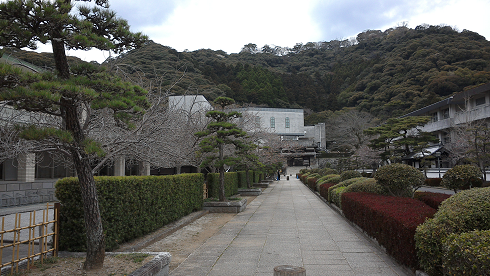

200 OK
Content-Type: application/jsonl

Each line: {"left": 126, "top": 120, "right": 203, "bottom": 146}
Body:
{"left": 476, "top": 97, "right": 486, "bottom": 106}
{"left": 441, "top": 108, "right": 449, "bottom": 119}
{"left": 254, "top": 116, "right": 261, "bottom": 128}
{"left": 285, "top": 117, "right": 290, "bottom": 128}
{"left": 270, "top": 117, "right": 275, "bottom": 128}
{"left": 430, "top": 112, "right": 438, "bottom": 122}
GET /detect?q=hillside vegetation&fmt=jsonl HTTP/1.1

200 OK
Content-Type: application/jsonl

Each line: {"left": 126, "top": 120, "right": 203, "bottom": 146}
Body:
{"left": 5, "top": 24, "right": 490, "bottom": 121}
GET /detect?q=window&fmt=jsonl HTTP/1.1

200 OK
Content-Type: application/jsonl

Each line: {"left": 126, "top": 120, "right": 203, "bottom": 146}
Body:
{"left": 254, "top": 116, "right": 261, "bottom": 128}
{"left": 430, "top": 112, "right": 438, "bottom": 122}
{"left": 476, "top": 97, "right": 486, "bottom": 106}
{"left": 441, "top": 108, "right": 449, "bottom": 119}
{"left": 270, "top": 117, "right": 275, "bottom": 128}
{"left": 285, "top": 117, "right": 290, "bottom": 128}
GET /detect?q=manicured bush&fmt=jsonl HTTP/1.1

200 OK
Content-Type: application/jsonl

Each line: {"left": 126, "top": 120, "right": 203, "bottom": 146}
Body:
{"left": 237, "top": 171, "right": 246, "bottom": 188}
{"left": 320, "top": 168, "right": 337, "bottom": 176}
{"left": 442, "top": 230, "right": 490, "bottom": 275}
{"left": 327, "top": 177, "right": 367, "bottom": 204}
{"left": 413, "top": 191, "right": 451, "bottom": 210}
{"left": 441, "top": 164, "right": 482, "bottom": 192}
{"left": 206, "top": 172, "right": 239, "bottom": 198}
{"left": 415, "top": 187, "right": 490, "bottom": 276}
{"left": 374, "top": 163, "right": 425, "bottom": 197}
{"left": 424, "top": 178, "right": 442, "bottom": 187}
{"left": 56, "top": 174, "right": 204, "bottom": 251}
{"left": 316, "top": 174, "right": 341, "bottom": 191}
{"left": 319, "top": 182, "right": 337, "bottom": 200}
{"left": 342, "top": 192, "right": 436, "bottom": 269}
{"left": 306, "top": 173, "right": 320, "bottom": 189}
{"left": 330, "top": 186, "right": 346, "bottom": 207}
{"left": 343, "top": 178, "right": 388, "bottom": 195}
{"left": 340, "top": 170, "right": 362, "bottom": 181}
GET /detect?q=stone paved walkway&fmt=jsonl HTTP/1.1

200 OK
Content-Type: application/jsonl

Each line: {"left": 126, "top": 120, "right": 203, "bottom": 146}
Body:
{"left": 170, "top": 167, "right": 411, "bottom": 276}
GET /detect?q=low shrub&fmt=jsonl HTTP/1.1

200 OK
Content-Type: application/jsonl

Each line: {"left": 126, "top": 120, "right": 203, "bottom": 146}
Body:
{"left": 315, "top": 174, "right": 340, "bottom": 191}
{"left": 441, "top": 164, "right": 482, "bottom": 192}
{"left": 56, "top": 174, "right": 204, "bottom": 251}
{"left": 442, "top": 230, "right": 490, "bottom": 275}
{"left": 343, "top": 178, "right": 388, "bottom": 195}
{"left": 342, "top": 192, "right": 436, "bottom": 269}
{"left": 340, "top": 170, "right": 362, "bottom": 181}
{"left": 320, "top": 168, "right": 337, "bottom": 176}
{"left": 330, "top": 186, "right": 346, "bottom": 207}
{"left": 413, "top": 191, "right": 451, "bottom": 210}
{"left": 206, "top": 172, "right": 239, "bottom": 198}
{"left": 327, "top": 177, "right": 367, "bottom": 204}
{"left": 415, "top": 187, "right": 490, "bottom": 276}
{"left": 306, "top": 173, "right": 320, "bottom": 189}
{"left": 424, "top": 178, "right": 442, "bottom": 187}
{"left": 374, "top": 163, "right": 425, "bottom": 197}
{"left": 319, "top": 182, "right": 337, "bottom": 200}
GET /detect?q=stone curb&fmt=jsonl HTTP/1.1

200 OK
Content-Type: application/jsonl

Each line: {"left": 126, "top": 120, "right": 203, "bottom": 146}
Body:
{"left": 115, "top": 210, "right": 209, "bottom": 252}
{"left": 57, "top": 251, "right": 171, "bottom": 276}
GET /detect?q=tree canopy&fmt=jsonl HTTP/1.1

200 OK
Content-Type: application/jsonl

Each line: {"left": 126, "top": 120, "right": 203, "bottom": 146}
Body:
{"left": 0, "top": 0, "right": 148, "bottom": 269}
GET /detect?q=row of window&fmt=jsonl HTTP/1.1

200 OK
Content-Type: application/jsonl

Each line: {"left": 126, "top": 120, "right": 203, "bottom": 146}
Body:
{"left": 268, "top": 117, "right": 289, "bottom": 128}
{"left": 430, "top": 108, "right": 450, "bottom": 122}
{"left": 430, "top": 96, "right": 487, "bottom": 122}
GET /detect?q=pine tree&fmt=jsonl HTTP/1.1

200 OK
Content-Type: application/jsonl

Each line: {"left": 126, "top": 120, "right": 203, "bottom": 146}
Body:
{"left": 0, "top": 0, "right": 147, "bottom": 269}
{"left": 195, "top": 97, "right": 247, "bottom": 201}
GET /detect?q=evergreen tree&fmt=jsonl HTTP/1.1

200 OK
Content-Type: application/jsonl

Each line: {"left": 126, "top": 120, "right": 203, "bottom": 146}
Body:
{"left": 195, "top": 97, "right": 247, "bottom": 201}
{"left": 0, "top": 0, "right": 147, "bottom": 269}
{"left": 364, "top": 116, "right": 439, "bottom": 163}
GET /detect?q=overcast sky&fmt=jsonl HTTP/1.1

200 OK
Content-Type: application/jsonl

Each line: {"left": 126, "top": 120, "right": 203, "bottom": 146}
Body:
{"left": 45, "top": 0, "right": 490, "bottom": 63}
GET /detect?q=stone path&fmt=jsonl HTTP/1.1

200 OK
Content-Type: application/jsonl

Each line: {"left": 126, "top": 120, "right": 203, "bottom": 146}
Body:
{"left": 171, "top": 168, "right": 411, "bottom": 276}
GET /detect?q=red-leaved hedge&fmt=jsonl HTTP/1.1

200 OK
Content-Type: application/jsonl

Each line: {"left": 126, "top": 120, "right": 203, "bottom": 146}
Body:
{"left": 319, "top": 183, "right": 337, "bottom": 200}
{"left": 307, "top": 177, "right": 318, "bottom": 190}
{"left": 414, "top": 191, "right": 451, "bottom": 210}
{"left": 341, "top": 192, "right": 437, "bottom": 269}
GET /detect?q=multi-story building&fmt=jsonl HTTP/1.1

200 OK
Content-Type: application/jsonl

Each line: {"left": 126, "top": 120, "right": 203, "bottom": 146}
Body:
{"left": 235, "top": 107, "right": 326, "bottom": 166}
{"left": 401, "top": 82, "right": 490, "bottom": 174}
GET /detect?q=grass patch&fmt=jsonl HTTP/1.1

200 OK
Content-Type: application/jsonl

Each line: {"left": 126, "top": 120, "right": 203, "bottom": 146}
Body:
{"left": 114, "top": 253, "right": 150, "bottom": 263}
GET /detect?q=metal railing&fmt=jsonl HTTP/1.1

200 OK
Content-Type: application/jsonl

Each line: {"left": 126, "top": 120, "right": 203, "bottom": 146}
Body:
{"left": 0, "top": 203, "right": 59, "bottom": 275}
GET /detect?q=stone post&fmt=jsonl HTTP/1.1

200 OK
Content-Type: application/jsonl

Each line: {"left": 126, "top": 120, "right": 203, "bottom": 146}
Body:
{"left": 17, "top": 153, "right": 35, "bottom": 182}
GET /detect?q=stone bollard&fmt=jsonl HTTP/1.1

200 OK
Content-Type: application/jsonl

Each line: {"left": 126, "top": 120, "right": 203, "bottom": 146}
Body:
{"left": 273, "top": 265, "right": 306, "bottom": 276}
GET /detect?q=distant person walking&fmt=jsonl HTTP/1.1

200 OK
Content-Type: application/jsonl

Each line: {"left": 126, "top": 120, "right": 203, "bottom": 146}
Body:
{"left": 277, "top": 170, "right": 281, "bottom": 180}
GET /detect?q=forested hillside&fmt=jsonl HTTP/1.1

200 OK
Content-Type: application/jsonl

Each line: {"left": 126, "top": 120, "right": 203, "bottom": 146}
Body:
{"left": 5, "top": 24, "right": 490, "bottom": 121}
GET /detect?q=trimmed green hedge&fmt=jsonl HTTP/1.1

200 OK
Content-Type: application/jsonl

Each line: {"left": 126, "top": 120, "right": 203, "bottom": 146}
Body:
{"left": 56, "top": 174, "right": 204, "bottom": 252}
{"left": 237, "top": 171, "right": 249, "bottom": 188}
{"left": 206, "top": 172, "right": 239, "bottom": 198}
{"left": 443, "top": 230, "right": 490, "bottom": 275}
{"left": 415, "top": 187, "right": 490, "bottom": 276}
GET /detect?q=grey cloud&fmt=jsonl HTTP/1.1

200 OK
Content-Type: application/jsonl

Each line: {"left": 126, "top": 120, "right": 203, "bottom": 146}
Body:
{"left": 109, "top": 0, "right": 177, "bottom": 30}
{"left": 311, "top": 0, "right": 444, "bottom": 40}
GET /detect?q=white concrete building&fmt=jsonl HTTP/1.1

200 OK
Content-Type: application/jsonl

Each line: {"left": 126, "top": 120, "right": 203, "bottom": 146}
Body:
{"left": 401, "top": 82, "right": 490, "bottom": 176}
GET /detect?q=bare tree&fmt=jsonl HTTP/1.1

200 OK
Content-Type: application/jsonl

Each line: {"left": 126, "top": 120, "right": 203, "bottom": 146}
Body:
{"left": 326, "top": 108, "right": 378, "bottom": 152}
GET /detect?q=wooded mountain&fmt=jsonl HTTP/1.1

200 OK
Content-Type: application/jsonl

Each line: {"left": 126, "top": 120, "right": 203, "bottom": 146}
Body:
{"left": 5, "top": 24, "right": 490, "bottom": 122}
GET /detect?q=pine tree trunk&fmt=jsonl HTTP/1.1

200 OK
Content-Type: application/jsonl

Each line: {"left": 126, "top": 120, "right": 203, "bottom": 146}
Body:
{"left": 219, "top": 143, "right": 225, "bottom": 201}
{"left": 63, "top": 99, "right": 105, "bottom": 269}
